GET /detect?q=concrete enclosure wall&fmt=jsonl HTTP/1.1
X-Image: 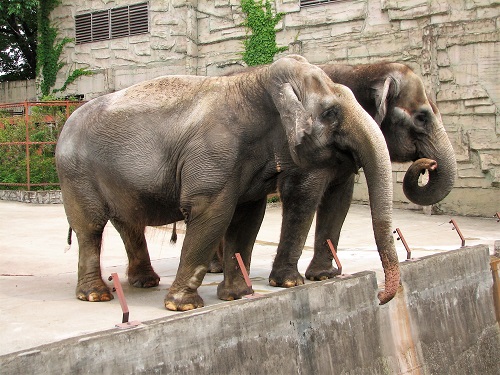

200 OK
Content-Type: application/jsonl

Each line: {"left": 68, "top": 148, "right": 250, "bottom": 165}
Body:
{"left": 0, "top": 79, "right": 37, "bottom": 103}
{"left": 2, "top": 245, "right": 499, "bottom": 374}
{"left": 1, "top": 0, "right": 498, "bottom": 216}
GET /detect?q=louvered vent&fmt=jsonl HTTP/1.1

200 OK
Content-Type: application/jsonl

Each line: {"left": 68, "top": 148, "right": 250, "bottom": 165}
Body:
{"left": 75, "top": 2, "right": 149, "bottom": 44}
{"left": 300, "top": 0, "right": 343, "bottom": 8}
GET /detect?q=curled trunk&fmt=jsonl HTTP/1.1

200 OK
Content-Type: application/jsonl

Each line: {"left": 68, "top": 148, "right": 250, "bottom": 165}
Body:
{"left": 403, "top": 127, "right": 457, "bottom": 206}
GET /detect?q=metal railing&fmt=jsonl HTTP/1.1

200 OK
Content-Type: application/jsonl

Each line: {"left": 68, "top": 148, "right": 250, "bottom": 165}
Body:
{"left": 0, "top": 101, "right": 84, "bottom": 191}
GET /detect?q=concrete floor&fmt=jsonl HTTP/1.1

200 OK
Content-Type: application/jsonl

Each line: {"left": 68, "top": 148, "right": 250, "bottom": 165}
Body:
{"left": 0, "top": 200, "right": 498, "bottom": 356}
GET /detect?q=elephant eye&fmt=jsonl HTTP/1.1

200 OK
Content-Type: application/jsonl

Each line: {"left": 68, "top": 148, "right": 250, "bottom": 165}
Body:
{"left": 414, "top": 109, "right": 429, "bottom": 128}
{"left": 322, "top": 107, "right": 339, "bottom": 123}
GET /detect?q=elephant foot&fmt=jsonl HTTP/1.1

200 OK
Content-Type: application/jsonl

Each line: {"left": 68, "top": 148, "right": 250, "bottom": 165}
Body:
{"left": 304, "top": 265, "right": 341, "bottom": 281}
{"left": 268, "top": 268, "right": 304, "bottom": 288}
{"left": 76, "top": 279, "right": 114, "bottom": 302}
{"left": 217, "top": 278, "right": 253, "bottom": 301}
{"left": 207, "top": 258, "right": 223, "bottom": 273}
{"left": 127, "top": 267, "right": 160, "bottom": 288}
{"left": 164, "top": 288, "right": 204, "bottom": 311}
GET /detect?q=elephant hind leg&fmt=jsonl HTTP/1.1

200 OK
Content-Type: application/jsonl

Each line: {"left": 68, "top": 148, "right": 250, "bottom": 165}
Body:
{"left": 60, "top": 185, "right": 114, "bottom": 302}
{"left": 75, "top": 227, "right": 114, "bottom": 302}
{"left": 110, "top": 219, "right": 160, "bottom": 288}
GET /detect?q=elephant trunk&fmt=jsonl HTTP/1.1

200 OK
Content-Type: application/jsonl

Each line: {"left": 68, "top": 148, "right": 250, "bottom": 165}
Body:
{"left": 403, "top": 124, "right": 457, "bottom": 206}
{"left": 347, "top": 106, "right": 400, "bottom": 304}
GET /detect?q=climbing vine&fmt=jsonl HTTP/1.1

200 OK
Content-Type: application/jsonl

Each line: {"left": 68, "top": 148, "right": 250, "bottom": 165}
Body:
{"left": 241, "top": 0, "right": 288, "bottom": 66}
{"left": 37, "top": 0, "right": 92, "bottom": 97}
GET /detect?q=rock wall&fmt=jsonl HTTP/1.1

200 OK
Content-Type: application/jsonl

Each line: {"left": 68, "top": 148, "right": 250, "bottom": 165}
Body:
{"left": 1, "top": 0, "right": 498, "bottom": 216}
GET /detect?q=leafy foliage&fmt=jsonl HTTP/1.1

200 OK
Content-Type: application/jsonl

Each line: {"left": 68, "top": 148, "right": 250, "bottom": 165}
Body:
{"left": 0, "top": 0, "right": 38, "bottom": 81}
{"left": 0, "top": 101, "right": 79, "bottom": 190}
{"left": 241, "top": 0, "right": 288, "bottom": 66}
{"left": 37, "top": 0, "right": 93, "bottom": 96}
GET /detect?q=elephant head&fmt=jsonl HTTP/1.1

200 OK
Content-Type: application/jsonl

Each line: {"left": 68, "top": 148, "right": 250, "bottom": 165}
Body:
{"left": 321, "top": 63, "right": 457, "bottom": 207}
{"left": 267, "top": 56, "right": 400, "bottom": 303}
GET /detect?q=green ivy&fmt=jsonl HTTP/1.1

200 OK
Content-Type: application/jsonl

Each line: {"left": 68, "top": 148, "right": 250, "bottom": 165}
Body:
{"left": 37, "top": 0, "right": 92, "bottom": 96}
{"left": 241, "top": 0, "right": 288, "bottom": 66}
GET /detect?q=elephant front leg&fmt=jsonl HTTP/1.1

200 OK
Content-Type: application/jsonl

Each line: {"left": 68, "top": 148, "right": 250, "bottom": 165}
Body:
{"left": 165, "top": 196, "right": 234, "bottom": 311}
{"left": 217, "top": 198, "right": 267, "bottom": 301}
{"left": 305, "top": 175, "right": 355, "bottom": 281}
{"left": 75, "top": 229, "right": 114, "bottom": 302}
{"left": 269, "top": 173, "right": 324, "bottom": 287}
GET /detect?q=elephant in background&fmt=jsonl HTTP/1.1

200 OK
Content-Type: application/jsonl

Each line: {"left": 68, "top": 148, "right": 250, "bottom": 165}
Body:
{"left": 267, "top": 62, "right": 457, "bottom": 287}
{"left": 56, "top": 55, "right": 400, "bottom": 311}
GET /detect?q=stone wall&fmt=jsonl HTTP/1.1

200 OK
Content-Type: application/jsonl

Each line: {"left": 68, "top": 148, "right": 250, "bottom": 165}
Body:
{"left": 8, "top": 0, "right": 498, "bottom": 216}
{"left": 2, "top": 245, "right": 499, "bottom": 374}
{"left": 0, "top": 190, "right": 63, "bottom": 204}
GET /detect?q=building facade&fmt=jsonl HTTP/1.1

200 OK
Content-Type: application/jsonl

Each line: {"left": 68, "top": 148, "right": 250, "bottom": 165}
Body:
{"left": 3, "top": 0, "right": 499, "bottom": 216}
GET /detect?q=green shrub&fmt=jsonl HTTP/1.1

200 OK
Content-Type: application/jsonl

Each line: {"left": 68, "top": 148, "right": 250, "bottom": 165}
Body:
{"left": 0, "top": 102, "right": 77, "bottom": 190}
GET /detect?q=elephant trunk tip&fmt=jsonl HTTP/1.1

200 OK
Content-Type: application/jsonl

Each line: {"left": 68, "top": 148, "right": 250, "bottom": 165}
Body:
{"left": 378, "top": 264, "right": 400, "bottom": 305}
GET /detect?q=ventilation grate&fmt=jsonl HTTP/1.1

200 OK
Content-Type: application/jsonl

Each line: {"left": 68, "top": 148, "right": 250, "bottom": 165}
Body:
{"left": 75, "top": 2, "right": 149, "bottom": 44}
{"left": 300, "top": 0, "right": 344, "bottom": 8}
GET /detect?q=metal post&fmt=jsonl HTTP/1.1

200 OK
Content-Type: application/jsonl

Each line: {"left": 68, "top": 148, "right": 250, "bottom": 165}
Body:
{"left": 326, "top": 239, "right": 342, "bottom": 274}
{"left": 234, "top": 253, "right": 262, "bottom": 298}
{"left": 449, "top": 219, "right": 465, "bottom": 247}
{"left": 24, "top": 101, "right": 30, "bottom": 191}
{"left": 393, "top": 228, "right": 412, "bottom": 260}
{"left": 108, "top": 273, "right": 141, "bottom": 329}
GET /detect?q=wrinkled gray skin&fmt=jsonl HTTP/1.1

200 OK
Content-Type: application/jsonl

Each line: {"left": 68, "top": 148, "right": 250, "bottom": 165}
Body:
{"left": 267, "top": 62, "right": 457, "bottom": 287}
{"left": 56, "top": 56, "right": 400, "bottom": 311}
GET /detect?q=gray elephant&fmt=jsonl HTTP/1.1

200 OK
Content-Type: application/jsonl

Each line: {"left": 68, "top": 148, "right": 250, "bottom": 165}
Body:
{"left": 56, "top": 55, "right": 400, "bottom": 311}
{"left": 264, "top": 62, "right": 456, "bottom": 288}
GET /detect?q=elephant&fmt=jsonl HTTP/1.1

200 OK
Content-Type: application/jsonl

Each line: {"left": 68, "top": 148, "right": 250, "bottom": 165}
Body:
{"left": 265, "top": 61, "right": 457, "bottom": 288}
{"left": 55, "top": 55, "right": 400, "bottom": 311}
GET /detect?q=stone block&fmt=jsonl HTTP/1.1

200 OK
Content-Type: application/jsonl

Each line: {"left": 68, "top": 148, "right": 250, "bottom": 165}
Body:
{"left": 399, "top": 19, "right": 419, "bottom": 30}
{"left": 437, "top": 51, "right": 450, "bottom": 67}
{"left": 479, "top": 152, "right": 500, "bottom": 171}
{"left": 276, "top": 1, "right": 300, "bottom": 14}
{"left": 438, "top": 68, "right": 454, "bottom": 82}
{"left": 438, "top": 85, "right": 489, "bottom": 102}
{"left": 468, "top": 128, "right": 498, "bottom": 151}
{"left": 209, "top": 14, "right": 238, "bottom": 33}
{"left": 473, "top": 105, "right": 497, "bottom": 115}
{"left": 286, "top": 0, "right": 367, "bottom": 28}
{"left": 464, "top": 0, "right": 500, "bottom": 10}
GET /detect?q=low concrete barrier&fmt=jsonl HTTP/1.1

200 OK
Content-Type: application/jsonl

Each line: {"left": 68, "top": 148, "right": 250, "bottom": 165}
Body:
{"left": 2, "top": 245, "right": 499, "bottom": 374}
{"left": 0, "top": 190, "right": 63, "bottom": 204}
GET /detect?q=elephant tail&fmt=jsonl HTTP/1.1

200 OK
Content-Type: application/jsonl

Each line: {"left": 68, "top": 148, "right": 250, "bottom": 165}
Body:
{"left": 170, "top": 222, "right": 178, "bottom": 244}
{"left": 64, "top": 226, "right": 73, "bottom": 253}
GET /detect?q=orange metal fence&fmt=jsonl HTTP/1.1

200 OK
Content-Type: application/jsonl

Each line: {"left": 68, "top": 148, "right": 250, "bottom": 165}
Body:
{"left": 0, "top": 101, "right": 84, "bottom": 191}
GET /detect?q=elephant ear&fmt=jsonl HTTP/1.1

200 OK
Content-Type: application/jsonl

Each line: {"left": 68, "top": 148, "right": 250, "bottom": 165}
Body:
{"left": 374, "top": 76, "right": 399, "bottom": 126}
{"left": 269, "top": 82, "right": 313, "bottom": 159}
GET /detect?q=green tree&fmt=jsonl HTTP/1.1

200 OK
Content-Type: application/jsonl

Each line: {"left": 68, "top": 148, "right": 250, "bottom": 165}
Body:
{"left": 241, "top": 0, "right": 288, "bottom": 66}
{"left": 0, "top": 0, "right": 38, "bottom": 81}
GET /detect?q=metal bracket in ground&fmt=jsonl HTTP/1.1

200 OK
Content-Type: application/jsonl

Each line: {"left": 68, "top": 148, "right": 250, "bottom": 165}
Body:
{"left": 393, "top": 228, "right": 412, "bottom": 260}
{"left": 108, "top": 273, "right": 141, "bottom": 329}
{"left": 449, "top": 219, "right": 465, "bottom": 247}
{"left": 326, "top": 239, "right": 345, "bottom": 275}
{"left": 234, "top": 253, "right": 263, "bottom": 299}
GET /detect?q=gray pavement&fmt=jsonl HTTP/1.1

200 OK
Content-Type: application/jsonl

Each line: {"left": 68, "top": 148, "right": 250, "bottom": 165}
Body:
{"left": 0, "top": 200, "right": 499, "bottom": 356}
